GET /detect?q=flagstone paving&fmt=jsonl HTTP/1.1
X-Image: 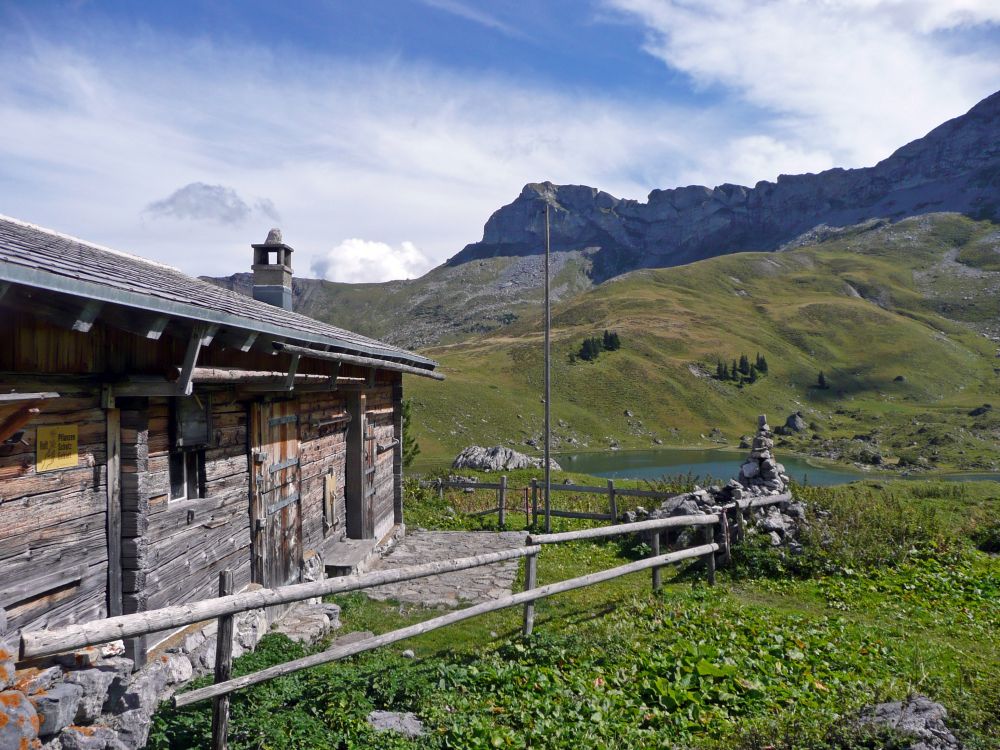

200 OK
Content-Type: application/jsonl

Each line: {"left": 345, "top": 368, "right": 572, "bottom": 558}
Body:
{"left": 364, "top": 531, "right": 528, "bottom": 607}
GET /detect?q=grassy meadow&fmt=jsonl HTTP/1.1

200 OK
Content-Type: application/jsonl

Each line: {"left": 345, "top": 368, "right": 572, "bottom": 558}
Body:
{"left": 151, "top": 477, "right": 1000, "bottom": 749}
{"left": 405, "top": 214, "right": 1000, "bottom": 473}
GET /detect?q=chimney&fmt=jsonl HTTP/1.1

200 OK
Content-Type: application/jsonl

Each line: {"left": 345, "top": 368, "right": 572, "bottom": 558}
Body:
{"left": 251, "top": 228, "right": 293, "bottom": 310}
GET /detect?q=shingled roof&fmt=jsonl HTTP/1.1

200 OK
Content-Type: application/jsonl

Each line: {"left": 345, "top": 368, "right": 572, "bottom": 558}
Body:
{"left": 0, "top": 215, "right": 437, "bottom": 374}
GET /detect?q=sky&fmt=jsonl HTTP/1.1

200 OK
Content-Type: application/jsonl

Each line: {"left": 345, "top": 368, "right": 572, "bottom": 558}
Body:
{"left": 1, "top": 1, "right": 998, "bottom": 283}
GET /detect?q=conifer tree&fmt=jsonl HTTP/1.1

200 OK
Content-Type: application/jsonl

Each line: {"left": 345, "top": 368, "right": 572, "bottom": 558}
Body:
{"left": 716, "top": 361, "right": 725, "bottom": 379}
{"left": 401, "top": 399, "right": 420, "bottom": 468}
{"left": 731, "top": 359, "right": 739, "bottom": 381}
{"left": 817, "top": 370, "right": 828, "bottom": 389}
{"left": 603, "top": 330, "right": 613, "bottom": 350}
{"left": 748, "top": 363, "right": 758, "bottom": 383}
{"left": 739, "top": 354, "right": 750, "bottom": 376}
{"left": 757, "top": 354, "right": 768, "bottom": 374}
{"left": 609, "top": 331, "right": 621, "bottom": 350}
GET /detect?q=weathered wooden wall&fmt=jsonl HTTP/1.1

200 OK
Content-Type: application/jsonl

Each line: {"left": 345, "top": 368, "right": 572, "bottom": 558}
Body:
{"left": 0, "top": 311, "right": 408, "bottom": 651}
{"left": 367, "top": 386, "right": 397, "bottom": 543}
{"left": 0, "top": 390, "right": 109, "bottom": 639}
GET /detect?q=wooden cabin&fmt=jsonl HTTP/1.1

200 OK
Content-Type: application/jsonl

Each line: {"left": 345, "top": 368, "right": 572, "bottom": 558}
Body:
{"left": 0, "top": 217, "right": 440, "bottom": 662}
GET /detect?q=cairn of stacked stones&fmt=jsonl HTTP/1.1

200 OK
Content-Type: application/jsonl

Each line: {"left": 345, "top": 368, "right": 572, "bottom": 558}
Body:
{"left": 736, "top": 414, "right": 790, "bottom": 495}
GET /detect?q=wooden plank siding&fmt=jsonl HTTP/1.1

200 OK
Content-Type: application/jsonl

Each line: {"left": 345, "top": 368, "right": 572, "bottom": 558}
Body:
{"left": 0, "top": 306, "right": 407, "bottom": 655}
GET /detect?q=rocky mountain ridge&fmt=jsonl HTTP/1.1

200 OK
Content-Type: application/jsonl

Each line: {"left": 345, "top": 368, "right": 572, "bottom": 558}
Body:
{"left": 452, "top": 91, "right": 1000, "bottom": 280}
{"left": 207, "top": 90, "right": 1000, "bottom": 347}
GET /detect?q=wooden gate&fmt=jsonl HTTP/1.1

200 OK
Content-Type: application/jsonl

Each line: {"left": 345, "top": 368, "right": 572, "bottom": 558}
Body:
{"left": 250, "top": 400, "right": 301, "bottom": 589}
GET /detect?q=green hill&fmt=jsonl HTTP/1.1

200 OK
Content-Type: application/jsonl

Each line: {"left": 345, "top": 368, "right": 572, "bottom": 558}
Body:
{"left": 405, "top": 214, "right": 1000, "bottom": 472}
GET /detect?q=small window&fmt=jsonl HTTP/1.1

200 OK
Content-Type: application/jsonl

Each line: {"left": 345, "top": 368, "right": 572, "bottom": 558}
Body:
{"left": 169, "top": 447, "right": 205, "bottom": 501}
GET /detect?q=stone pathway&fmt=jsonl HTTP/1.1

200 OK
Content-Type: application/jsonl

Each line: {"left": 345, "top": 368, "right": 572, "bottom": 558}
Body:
{"left": 365, "top": 531, "right": 527, "bottom": 607}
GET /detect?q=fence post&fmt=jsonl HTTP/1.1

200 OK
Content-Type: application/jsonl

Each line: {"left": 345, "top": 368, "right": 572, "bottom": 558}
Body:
{"left": 531, "top": 479, "right": 538, "bottom": 527}
{"left": 702, "top": 526, "right": 716, "bottom": 586}
{"left": 719, "top": 508, "right": 732, "bottom": 566}
{"left": 522, "top": 551, "right": 538, "bottom": 636}
{"left": 524, "top": 487, "right": 530, "bottom": 527}
{"left": 650, "top": 532, "right": 662, "bottom": 592}
{"left": 735, "top": 506, "right": 745, "bottom": 542}
{"left": 607, "top": 480, "right": 617, "bottom": 525}
{"left": 544, "top": 482, "right": 551, "bottom": 534}
{"left": 437, "top": 478, "right": 444, "bottom": 501}
{"left": 211, "top": 569, "right": 235, "bottom": 750}
{"left": 498, "top": 475, "right": 507, "bottom": 529}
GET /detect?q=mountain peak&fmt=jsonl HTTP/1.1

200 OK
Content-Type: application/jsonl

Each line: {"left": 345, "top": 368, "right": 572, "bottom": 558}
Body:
{"left": 451, "top": 89, "right": 1000, "bottom": 278}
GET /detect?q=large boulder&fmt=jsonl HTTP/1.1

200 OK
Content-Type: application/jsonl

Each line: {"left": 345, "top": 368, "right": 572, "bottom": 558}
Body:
{"left": 452, "top": 445, "right": 561, "bottom": 472}
{"left": 856, "top": 695, "right": 960, "bottom": 750}
{"left": 784, "top": 412, "right": 808, "bottom": 432}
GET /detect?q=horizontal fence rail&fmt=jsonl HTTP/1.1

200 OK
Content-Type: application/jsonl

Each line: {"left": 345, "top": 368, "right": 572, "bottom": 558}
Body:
{"left": 20, "top": 545, "right": 541, "bottom": 660}
{"left": 527, "top": 513, "right": 720, "bottom": 545}
{"left": 173, "top": 541, "right": 719, "bottom": 708}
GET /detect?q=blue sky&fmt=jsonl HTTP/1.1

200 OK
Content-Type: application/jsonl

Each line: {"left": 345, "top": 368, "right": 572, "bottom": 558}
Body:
{"left": 1, "top": 1, "right": 998, "bottom": 282}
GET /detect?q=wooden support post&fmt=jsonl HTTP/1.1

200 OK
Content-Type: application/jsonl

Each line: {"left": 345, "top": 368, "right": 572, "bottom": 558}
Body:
{"left": 544, "top": 481, "right": 551, "bottom": 534}
{"left": 651, "top": 532, "right": 662, "bottom": 592}
{"left": 607, "top": 480, "right": 617, "bottom": 525}
{"left": 211, "top": 570, "right": 235, "bottom": 750}
{"left": 735, "top": 507, "right": 745, "bottom": 542}
{"left": 71, "top": 299, "right": 103, "bottom": 333}
{"left": 498, "top": 475, "right": 507, "bottom": 529}
{"left": 703, "top": 526, "right": 716, "bottom": 586}
{"left": 106, "top": 407, "right": 122, "bottom": 617}
{"left": 522, "top": 552, "right": 538, "bottom": 636}
{"left": 437, "top": 478, "right": 444, "bottom": 501}
{"left": 719, "top": 508, "right": 732, "bottom": 566}
{"left": 531, "top": 479, "right": 538, "bottom": 527}
{"left": 284, "top": 354, "right": 301, "bottom": 391}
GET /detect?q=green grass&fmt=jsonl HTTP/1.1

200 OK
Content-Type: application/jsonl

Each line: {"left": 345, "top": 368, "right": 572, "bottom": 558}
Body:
{"left": 151, "top": 480, "right": 1000, "bottom": 749}
{"left": 406, "top": 214, "right": 1000, "bottom": 472}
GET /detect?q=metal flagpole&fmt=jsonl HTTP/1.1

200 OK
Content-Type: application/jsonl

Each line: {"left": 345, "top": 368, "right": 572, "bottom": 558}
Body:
{"left": 543, "top": 202, "right": 552, "bottom": 533}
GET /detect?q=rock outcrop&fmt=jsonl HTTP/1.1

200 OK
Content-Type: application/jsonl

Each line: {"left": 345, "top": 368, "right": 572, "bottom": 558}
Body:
{"left": 856, "top": 695, "right": 961, "bottom": 750}
{"left": 452, "top": 445, "right": 562, "bottom": 472}
{"left": 450, "top": 92, "right": 1000, "bottom": 280}
{"left": 622, "top": 416, "right": 804, "bottom": 548}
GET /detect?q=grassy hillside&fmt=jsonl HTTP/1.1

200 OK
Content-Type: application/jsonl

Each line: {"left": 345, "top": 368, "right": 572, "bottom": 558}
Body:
{"left": 405, "top": 214, "right": 1000, "bottom": 471}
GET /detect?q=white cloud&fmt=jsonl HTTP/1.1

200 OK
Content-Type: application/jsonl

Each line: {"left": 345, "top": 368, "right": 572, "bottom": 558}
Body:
{"left": 0, "top": 8, "right": 996, "bottom": 283}
{"left": 145, "top": 182, "right": 280, "bottom": 224}
{"left": 604, "top": 0, "right": 1000, "bottom": 168}
{"left": 419, "top": 0, "right": 524, "bottom": 37}
{"left": 311, "top": 238, "right": 431, "bottom": 283}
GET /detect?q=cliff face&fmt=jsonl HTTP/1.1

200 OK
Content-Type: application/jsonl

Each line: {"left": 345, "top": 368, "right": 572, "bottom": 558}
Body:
{"left": 450, "top": 91, "right": 1000, "bottom": 280}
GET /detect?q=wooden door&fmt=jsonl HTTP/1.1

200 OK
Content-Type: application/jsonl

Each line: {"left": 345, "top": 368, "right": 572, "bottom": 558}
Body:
{"left": 346, "top": 391, "right": 377, "bottom": 539}
{"left": 250, "top": 400, "right": 301, "bottom": 589}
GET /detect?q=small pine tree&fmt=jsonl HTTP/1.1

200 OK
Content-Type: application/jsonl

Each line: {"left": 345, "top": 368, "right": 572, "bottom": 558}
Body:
{"left": 716, "top": 361, "right": 725, "bottom": 379}
{"left": 748, "top": 363, "right": 758, "bottom": 383}
{"left": 817, "top": 370, "right": 828, "bottom": 389}
{"left": 401, "top": 399, "right": 420, "bottom": 468}
{"left": 739, "top": 354, "right": 750, "bottom": 376}
{"left": 757, "top": 354, "right": 769, "bottom": 374}
{"left": 609, "top": 331, "right": 621, "bottom": 350}
{"left": 603, "top": 330, "right": 613, "bottom": 350}
{"left": 731, "top": 359, "right": 739, "bottom": 381}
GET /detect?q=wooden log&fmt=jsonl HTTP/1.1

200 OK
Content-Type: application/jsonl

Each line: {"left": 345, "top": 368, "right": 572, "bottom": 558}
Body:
{"left": 528, "top": 513, "right": 719, "bottom": 546}
{"left": 211, "top": 570, "right": 234, "bottom": 750}
{"left": 522, "top": 551, "right": 538, "bottom": 636}
{"left": 21, "top": 544, "right": 542, "bottom": 658}
{"left": 173, "top": 542, "right": 720, "bottom": 707}
{"left": 546, "top": 509, "right": 614, "bottom": 521}
{"left": 735, "top": 508, "right": 745, "bottom": 542}
{"left": 498, "top": 475, "right": 507, "bottom": 529}
{"left": 703, "top": 526, "right": 716, "bottom": 586}
{"left": 607, "top": 480, "right": 617, "bottom": 526}
{"left": 719, "top": 508, "right": 732, "bottom": 566}
{"left": 651, "top": 532, "right": 661, "bottom": 592}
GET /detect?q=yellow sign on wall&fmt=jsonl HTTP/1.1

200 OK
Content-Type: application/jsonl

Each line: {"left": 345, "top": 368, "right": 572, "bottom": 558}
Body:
{"left": 37, "top": 425, "right": 79, "bottom": 473}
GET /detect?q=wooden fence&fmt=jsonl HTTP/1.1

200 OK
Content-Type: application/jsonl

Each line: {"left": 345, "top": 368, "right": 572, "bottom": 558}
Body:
{"left": 424, "top": 476, "right": 705, "bottom": 530}
{"left": 20, "top": 495, "right": 790, "bottom": 749}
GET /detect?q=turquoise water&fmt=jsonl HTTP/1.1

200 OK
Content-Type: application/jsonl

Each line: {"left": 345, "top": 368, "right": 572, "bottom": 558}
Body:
{"left": 556, "top": 448, "right": 1000, "bottom": 487}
